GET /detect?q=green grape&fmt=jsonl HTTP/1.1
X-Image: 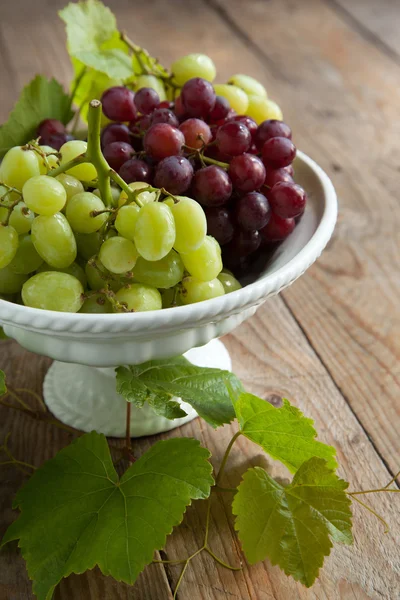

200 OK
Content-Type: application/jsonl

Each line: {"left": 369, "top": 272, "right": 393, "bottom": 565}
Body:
{"left": 218, "top": 272, "right": 242, "bottom": 294}
{"left": 134, "top": 75, "right": 167, "bottom": 101}
{"left": 246, "top": 96, "right": 283, "bottom": 124}
{"left": 227, "top": 74, "right": 267, "bottom": 99}
{"left": 115, "top": 204, "right": 140, "bottom": 241}
{"left": 37, "top": 261, "right": 87, "bottom": 288}
{"left": 213, "top": 84, "right": 249, "bottom": 114}
{"left": 8, "top": 235, "right": 43, "bottom": 274}
{"left": 134, "top": 250, "right": 184, "bottom": 289}
{"left": 99, "top": 236, "right": 138, "bottom": 274}
{"left": 179, "top": 277, "right": 225, "bottom": 305}
{"left": 39, "top": 145, "right": 60, "bottom": 170}
{"left": 22, "top": 175, "right": 67, "bottom": 216}
{"left": 116, "top": 284, "right": 162, "bottom": 312}
{"left": 134, "top": 202, "right": 176, "bottom": 261}
{"left": 169, "top": 196, "right": 207, "bottom": 253}
{"left": 171, "top": 54, "right": 216, "bottom": 86}
{"left": 22, "top": 272, "right": 84, "bottom": 312}
{"left": 75, "top": 231, "right": 102, "bottom": 260}
{"left": 94, "top": 185, "right": 120, "bottom": 206}
{"left": 66, "top": 192, "right": 108, "bottom": 233}
{"left": 9, "top": 202, "right": 35, "bottom": 234}
{"left": 85, "top": 258, "right": 121, "bottom": 293}
{"left": 0, "top": 207, "right": 7, "bottom": 224}
{"left": 31, "top": 213, "right": 77, "bottom": 268}
{"left": 79, "top": 293, "right": 112, "bottom": 314}
{"left": 0, "top": 266, "right": 28, "bottom": 294}
{"left": 0, "top": 224, "right": 19, "bottom": 268}
{"left": 160, "top": 286, "right": 182, "bottom": 308}
{"left": 1, "top": 146, "right": 41, "bottom": 190}
{"left": 180, "top": 235, "right": 222, "bottom": 282}
{"left": 56, "top": 173, "right": 84, "bottom": 204}
{"left": 60, "top": 140, "right": 97, "bottom": 182}
{"left": 118, "top": 182, "right": 156, "bottom": 207}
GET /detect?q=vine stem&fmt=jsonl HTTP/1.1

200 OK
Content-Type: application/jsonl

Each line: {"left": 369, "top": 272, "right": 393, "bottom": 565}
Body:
{"left": 350, "top": 494, "right": 390, "bottom": 533}
{"left": 215, "top": 431, "right": 242, "bottom": 486}
{"left": 126, "top": 402, "right": 132, "bottom": 449}
{"left": 86, "top": 100, "right": 114, "bottom": 207}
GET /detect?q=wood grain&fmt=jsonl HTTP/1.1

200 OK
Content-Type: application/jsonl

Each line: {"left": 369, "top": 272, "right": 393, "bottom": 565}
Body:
{"left": 0, "top": 0, "right": 399, "bottom": 599}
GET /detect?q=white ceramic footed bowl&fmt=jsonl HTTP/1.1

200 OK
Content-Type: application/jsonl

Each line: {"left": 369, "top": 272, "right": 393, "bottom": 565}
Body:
{"left": 0, "top": 151, "right": 337, "bottom": 368}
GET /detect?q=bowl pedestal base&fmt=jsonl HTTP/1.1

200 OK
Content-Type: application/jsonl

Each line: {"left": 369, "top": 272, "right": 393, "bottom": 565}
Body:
{"left": 43, "top": 339, "right": 231, "bottom": 438}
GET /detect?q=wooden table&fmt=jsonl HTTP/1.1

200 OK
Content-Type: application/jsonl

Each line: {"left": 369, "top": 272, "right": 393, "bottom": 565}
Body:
{"left": 1, "top": 1, "right": 399, "bottom": 598}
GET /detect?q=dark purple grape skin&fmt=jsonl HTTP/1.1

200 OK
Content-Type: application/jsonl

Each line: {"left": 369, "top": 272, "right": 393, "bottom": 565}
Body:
{"left": 154, "top": 156, "right": 194, "bottom": 194}
{"left": 150, "top": 108, "right": 179, "bottom": 128}
{"left": 37, "top": 119, "right": 66, "bottom": 148}
{"left": 101, "top": 123, "right": 131, "bottom": 149}
{"left": 205, "top": 207, "right": 234, "bottom": 245}
{"left": 103, "top": 142, "right": 134, "bottom": 172}
{"left": 228, "top": 154, "right": 266, "bottom": 193}
{"left": 101, "top": 86, "right": 137, "bottom": 122}
{"left": 216, "top": 121, "right": 252, "bottom": 156}
{"left": 47, "top": 132, "right": 68, "bottom": 151}
{"left": 255, "top": 120, "right": 292, "bottom": 151}
{"left": 143, "top": 123, "right": 185, "bottom": 161}
{"left": 263, "top": 167, "right": 294, "bottom": 189}
{"left": 192, "top": 165, "right": 233, "bottom": 206}
{"left": 260, "top": 213, "right": 295, "bottom": 243}
{"left": 223, "top": 229, "right": 261, "bottom": 267}
{"left": 209, "top": 95, "right": 230, "bottom": 121}
{"left": 181, "top": 77, "right": 216, "bottom": 118}
{"left": 134, "top": 87, "right": 160, "bottom": 114}
{"left": 268, "top": 181, "right": 307, "bottom": 218}
{"left": 119, "top": 158, "right": 152, "bottom": 184}
{"left": 231, "top": 115, "right": 258, "bottom": 139}
{"left": 235, "top": 192, "right": 271, "bottom": 231}
{"left": 261, "top": 136, "right": 296, "bottom": 169}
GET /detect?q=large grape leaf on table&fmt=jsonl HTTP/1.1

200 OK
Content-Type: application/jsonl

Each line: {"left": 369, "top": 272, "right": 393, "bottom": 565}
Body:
{"left": 2, "top": 432, "right": 213, "bottom": 600}
{"left": 232, "top": 458, "right": 353, "bottom": 587}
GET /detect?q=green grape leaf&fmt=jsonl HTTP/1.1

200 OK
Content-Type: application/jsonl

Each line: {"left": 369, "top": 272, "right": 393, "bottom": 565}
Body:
{"left": 0, "top": 370, "right": 6, "bottom": 395}
{"left": 235, "top": 393, "right": 337, "bottom": 473}
{"left": 0, "top": 76, "right": 73, "bottom": 157}
{"left": 232, "top": 458, "right": 353, "bottom": 587}
{"left": 59, "top": 0, "right": 133, "bottom": 80}
{"left": 2, "top": 432, "right": 213, "bottom": 600}
{"left": 116, "top": 356, "right": 243, "bottom": 428}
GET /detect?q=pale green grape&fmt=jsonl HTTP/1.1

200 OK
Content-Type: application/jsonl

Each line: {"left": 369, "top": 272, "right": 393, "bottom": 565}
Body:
{"left": 66, "top": 192, "right": 108, "bottom": 233}
{"left": 134, "top": 202, "right": 175, "bottom": 261}
{"left": 179, "top": 277, "right": 225, "bottom": 304}
{"left": 99, "top": 236, "right": 138, "bottom": 274}
{"left": 75, "top": 231, "right": 101, "bottom": 260}
{"left": 213, "top": 84, "right": 249, "bottom": 114}
{"left": 8, "top": 235, "right": 43, "bottom": 274}
{"left": 180, "top": 236, "right": 222, "bottom": 282}
{"left": 79, "top": 293, "right": 112, "bottom": 314}
{"left": 227, "top": 74, "right": 267, "bottom": 99}
{"left": 246, "top": 96, "right": 283, "bottom": 124}
{"left": 1, "top": 146, "right": 41, "bottom": 190}
{"left": 22, "top": 272, "right": 84, "bottom": 312}
{"left": 37, "top": 261, "right": 87, "bottom": 288}
{"left": 0, "top": 266, "right": 28, "bottom": 294}
{"left": 134, "top": 250, "right": 184, "bottom": 289}
{"left": 60, "top": 140, "right": 97, "bottom": 182}
{"left": 0, "top": 207, "right": 8, "bottom": 224}
{"left": 118, "top": 182, "right": 156, "bottom": 207}
{"left": 23, "top": 175, "right": 67, "bottom": 216}
{"left": 0, "top": 224, "right": 19, "bottom": 268}
{"left": 218, "top": 272, "right": 242, "bottom": 294}
{"left": 85, "top": 259, "right": 121, "bottom": 292}
{"left": 94, "top": 185, "right": 120, "bottom": 206}
{"left": 115, "top": 204, "right": 140, "bottom": 241}
{"left": 31, "top": 213, "right": 77, "bottom": 268}
{"left": 9, "top": 202, "right": 35, "bottom": 234}
{"left": 161, "top": 286, "right": 182, "bottom": 308}
{"left": 169, "top": 196, "right": 207, "bottom": 253}
{"left": 134, "top": 75, "right": 167, "bottom": 101}
{"left": 39, "top": 145, "right": 60, "bottom": 170}
{"left": 171, "top": 54, "right": 216, "bottom": 86}
{"left": 56, "top": 173, "right": 84, "bottom": 204}
{"left": 116, "top": 284, "right": 162, "bottom": 312}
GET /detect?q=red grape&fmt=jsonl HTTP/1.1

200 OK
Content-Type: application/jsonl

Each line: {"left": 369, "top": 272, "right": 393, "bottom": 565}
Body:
{"left": 216, "top": 121, "right": 251, "bottom": 156}
{"left": 179, "top": 118, "right": 212, "bottom": 149}
{"left": 192, "top": 165, "right": 232, "bottom": 206}
{"left": 209, "top": 95, "right": 230, "bottom": 121}
{"left": 263, "top": 167, "right": 294, "bottom": 189}
{"left": 101, "top": 86, "right": 137, "bottom": 122}
{"left": 181, "top": 77, "right": 216, "bottom": 118}
{"left": 143, "top": 123, "right": 185, "bottom": 161}
{"left": 231, "top": 115, "right": 258, "bottom": 139}
{"left": 158, "top": 101, "right": 174, "bottom": 109}
{"left": 261, "top": 136, "right": 296, "bottom": 168}
{"left": 154, "top": 156, "right": 194, "bottom": 194}
{"left": 260, "top": 213, "right": 295, "bottom": 242}
{"left": 255, "top": 120, "right": 292, "bottom": 150}
{"left": 103, "top": 142, "right": 134, "bottom": 171}
{"left": 134, "top": 87, "right": 160, "bottom": 114}
{"left": 174, "top": 96, "right": 187, "bottom": 120}
{"left": 229, "top": 154, "right": 266, "bottom": 193}
{"left": 205, "top": 207, "right": 234, "bottom": 245}
{"left": 37, "top": 119, "right": 67, "bottom": 149}
{"left": 235, "top": 192, "right": 271, "bottom": 231}
{"left": 268, "top": 181, "right": 306, "bottom": 218}
{"left": 151, "top": 108, "right": 179, "bottom": 128}
{"left": 101, "top": 123, "right": 131, "bottom": 148}
{"left": 119, "top": 158, "right": 152, "bottom": 183}
{"left": 224, "top": 229, "right": 261, "bottom": 266}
